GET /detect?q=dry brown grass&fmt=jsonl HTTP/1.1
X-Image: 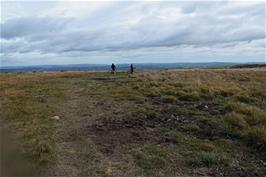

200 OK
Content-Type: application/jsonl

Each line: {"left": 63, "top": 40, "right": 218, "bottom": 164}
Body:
{"left": 1, "top": 69, "right": 266, "bottom": 177}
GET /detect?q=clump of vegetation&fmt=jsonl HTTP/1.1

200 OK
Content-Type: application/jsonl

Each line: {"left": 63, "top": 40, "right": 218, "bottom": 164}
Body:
{"left": 197, "top": 141, "right": 216, "bottom": 152}
{"left": 189, "top": 152, "right": 217, "bottom": 167}
{"left": 199, "top": 87, "right": 213, "bottom": 99}
{"left": 224, "top": 112, "right": 249, "bottom": 130}
{"left": 161, "top": 95, "right": 177, "bottom": 103}
{"left": 178, "top": 91, "right": 200, "bottom": 101}
{"left": 126, "top": 94, "right": 145, "bottom": 103}
{"left": 217, "top": 154, "right": 233, "bottom": 166}
{"left": 142, "top": 87, "right": 160, "bottom": 98}
{"left": 214, "top": 89, "right": 235, "bottom": 97}
{"left": 242, "top": 128, "right": 266, "bottom": 151}
{"left": 129, "top": 105, "right": 149, "bottom": 118}
{"left": 160, "top": 85, "right": 176, "bottom": 96}
{"left": 198, "top": 117, "right": 228, "bottom": 137}
{"left": 234, "top": 94, "right": 254, "bottom": 103}
{"left": 133, "top": 144, "right": 169, "bottom": 175}
{"left": 213, "top": 139, "right": 233, "bottom": 150}
{"left": 181, "top": 123, "right": 200, "bottom": 132}
{"left": 226, "top": 102, "right": 266, "bottom": 126}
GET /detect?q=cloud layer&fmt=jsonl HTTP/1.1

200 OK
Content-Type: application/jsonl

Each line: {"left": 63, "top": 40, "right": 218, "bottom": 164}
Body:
{"left": 1, "top": 1, "right": 265, "bottom": 66}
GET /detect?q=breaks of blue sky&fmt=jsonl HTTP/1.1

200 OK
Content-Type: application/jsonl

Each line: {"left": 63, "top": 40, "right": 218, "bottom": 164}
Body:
{"left": 0, "top": 0, "right": 265, "bottom": 66}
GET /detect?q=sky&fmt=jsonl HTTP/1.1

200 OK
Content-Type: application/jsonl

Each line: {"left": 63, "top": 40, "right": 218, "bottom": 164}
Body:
{"left": 0, "top": 0, "right": 265, "bottom": 66}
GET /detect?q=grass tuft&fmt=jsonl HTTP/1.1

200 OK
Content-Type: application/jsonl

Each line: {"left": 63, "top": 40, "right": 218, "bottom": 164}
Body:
{"left": 224, "top": 112, "right": 248, "bottom": 130}
{"left": 242, "top": 128, "right": 266, "bottom": 151}
{"left": 161, "top": 95, "right": 177, "bottom": 103}
{"left": 189, "top": 152, "right": 217, "bottom": 167}
{"left": 178, "top": 91, "right": 200, "bottom": 101}
{"left": 133, "top": 144, "right": 169, "bottom": 175}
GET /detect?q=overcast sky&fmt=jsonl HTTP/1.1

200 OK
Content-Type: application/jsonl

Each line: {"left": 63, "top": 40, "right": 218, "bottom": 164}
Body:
{"left": 0, "top": 0, "right": 265, "bottom": 66}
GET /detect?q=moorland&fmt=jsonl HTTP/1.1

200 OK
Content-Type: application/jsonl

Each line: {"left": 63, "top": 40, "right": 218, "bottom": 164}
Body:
{"left": 1, "top": 68, "right": 266, "bottom": 177}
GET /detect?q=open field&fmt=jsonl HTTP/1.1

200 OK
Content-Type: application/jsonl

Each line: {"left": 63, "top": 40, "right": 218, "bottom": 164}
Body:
{"left": 1, "top": 69, "right": 266, "bottom": 177}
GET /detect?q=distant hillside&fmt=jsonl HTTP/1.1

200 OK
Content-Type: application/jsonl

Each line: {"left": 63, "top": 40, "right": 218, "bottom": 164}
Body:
{"left": 231, "top": 64, "right": 266, "bottom": 68}
{"left": 0, "top": 62, "right": 239, "bottom": 73}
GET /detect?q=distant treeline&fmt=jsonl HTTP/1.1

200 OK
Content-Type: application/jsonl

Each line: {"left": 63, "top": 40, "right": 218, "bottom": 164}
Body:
{"left": 231, "top": 64, "right": 266, "bottom": 68}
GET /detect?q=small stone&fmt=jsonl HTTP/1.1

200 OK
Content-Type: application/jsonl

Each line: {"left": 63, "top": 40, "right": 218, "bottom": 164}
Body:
{"left": 197, "top": 167, "right": 208, "bottom": 176}
{"left": 261, "top": 160, "right": 266, "bottom": 166}
{"left": 170, "top": 114, "right": 176, "bottom": 119}
{"left": 183, "top": 120, "right": 189, "bottom": 123}
{"left": 106, "top": 168, "right": 112, "bottom": 174}
{"left": 51, "top": 116, "right": 60, "bottom": 120}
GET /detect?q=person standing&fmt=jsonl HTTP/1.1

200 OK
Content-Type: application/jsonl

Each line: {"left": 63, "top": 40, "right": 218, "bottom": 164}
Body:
{"left": 130, "top": 64, "right": 134, "bottom": 74}
{"left": 111, "top": 63, "right": 116, "bottom": 74}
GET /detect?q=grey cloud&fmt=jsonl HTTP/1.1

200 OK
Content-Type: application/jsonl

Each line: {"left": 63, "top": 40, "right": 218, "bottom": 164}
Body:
{"left": 1, "top": 1, "right": 265, "bottom": 66}
{"left": 1, "top": 16, "right": 72, "bottom": 39}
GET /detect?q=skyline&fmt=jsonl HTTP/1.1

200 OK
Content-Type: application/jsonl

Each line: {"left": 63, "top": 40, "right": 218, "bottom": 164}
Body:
{"left": 1, "top": 1, "right": 265, "bottom": 66}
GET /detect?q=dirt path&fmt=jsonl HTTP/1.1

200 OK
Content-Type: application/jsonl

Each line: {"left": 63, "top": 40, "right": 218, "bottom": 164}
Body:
{"left": 47, "top": 78, "right": 115, "bottom": 177}
{"left": 46, "top": 77, "right": 196, "bottom": 177}
{"left": 48, "top": 86, "right": 83, "bottom": 177}
{"left": 47, "top": 81, "right": 95, "bottom": 177}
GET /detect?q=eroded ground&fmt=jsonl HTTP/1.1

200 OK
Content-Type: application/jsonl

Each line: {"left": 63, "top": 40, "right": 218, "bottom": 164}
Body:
{"left": 1, "top": 69, "right": 266, "bottom": 177}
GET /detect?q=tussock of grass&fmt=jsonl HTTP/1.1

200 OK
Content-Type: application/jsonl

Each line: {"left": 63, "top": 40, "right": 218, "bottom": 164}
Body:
{"left": 224, "top": 112, "right": 249, "bottom": 130}
{"left": 217, "top": 154, "right": 233, "bottom": 166}
{"left": 213, "top": 139, "right": 233, "bottom": 150}
{"left": 160, "top": 85, "right": 176, "bottom": 96}
{"left": 161, "top": 95, "right": 177, "bottom": 103}
{"left": 181, "top": 123, "right": 200, "bottom": 132}
{"left": 226, "top": 102, "right": 266, "bottom": 126}
{"left": 126, "top": 94, "right": 145, "bottom": 102}
{"left": 198, "top": 117, "right": 228, "bottom": 137}
{"left": 234, "top": 94, "right": 254, "bottom": 103}
{"left": 199, "top": 87, "right": 213, "bottom": 99}
{"left": 214, "top": 89, "right": 235, "bottom": 97}
{"left": 133, "top": 144, "right": 169, "bottom": 175}
{"left": 141, "top": 86, "right": 160, "bottom": 98}
{"left": 197, "top": 142, "right": 216, "bottom": 152}
{"left": 178, "top": 91, "right": 200, "bottom": 101}
{"left": 242, "top": 128, "right": 266, "bottom": 151}
{"left": 189, "top": 152, "right": 217, "bottom": 167}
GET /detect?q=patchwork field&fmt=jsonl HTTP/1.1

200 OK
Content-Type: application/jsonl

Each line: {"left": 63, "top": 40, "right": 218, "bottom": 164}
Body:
{"left": 0, "top": 69, "right": 266, "bottom": 177}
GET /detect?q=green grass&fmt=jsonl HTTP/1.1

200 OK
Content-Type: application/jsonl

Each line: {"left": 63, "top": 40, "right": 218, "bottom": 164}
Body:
{"left": 242, "top": 128, "right": 266, "bottom": 151}
{"left": 132, "top": 144, "right": 169, "bottom": 175}
{"left": 189, "top": 152, "right": 217, "bottom": 167}
{"left": 1, "top": 69, "right": 266, "bottom": 176}
{"left": 224, "top": 112, "right": 249, "bottom": 130}
{"left": 161, "top": 95, "right": 177, "bottom": 103}
{"left": 0, "top": 75, "right": 66, "bottom": 165}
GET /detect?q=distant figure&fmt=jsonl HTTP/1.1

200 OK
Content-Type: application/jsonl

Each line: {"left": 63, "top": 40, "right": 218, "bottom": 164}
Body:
{"left": 111, "top": 63, "right": 116, "bottom": 74}
{"left": 130, "top": 64, "right": 134, "bottom": 74}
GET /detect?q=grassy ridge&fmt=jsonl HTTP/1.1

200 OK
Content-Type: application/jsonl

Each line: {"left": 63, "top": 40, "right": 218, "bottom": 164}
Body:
{"left": 0, "top": 69, "right": 265, "bottom": 176}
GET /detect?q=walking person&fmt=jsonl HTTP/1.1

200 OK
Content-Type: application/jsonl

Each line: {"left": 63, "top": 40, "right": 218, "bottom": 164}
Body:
{"left": 111, "top": 63, "right": 116, "bottom": 74}
{"left": 130, "top": 64, "right": 134, "bottom": 74}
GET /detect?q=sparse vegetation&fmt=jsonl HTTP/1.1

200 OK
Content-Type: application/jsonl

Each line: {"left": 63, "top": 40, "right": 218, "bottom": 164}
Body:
{"left": 189, "top": 152, "right": 217, "bottom": 167}
{"left": 1, "top": 69, "right": 266, "bottom": 176}
{"left": 243, "top": 128, "right": 266, "bottom": 151}
{"left": 132, "top": 144, "right": 169, "bottom": 175}
{"left": 161, "top": 95, "right": 177, "bottom": 103}
{"left": 224, "top": 112, "right": 248, "bottom": 130}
